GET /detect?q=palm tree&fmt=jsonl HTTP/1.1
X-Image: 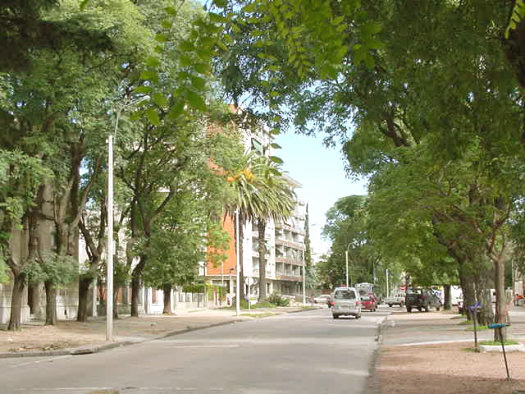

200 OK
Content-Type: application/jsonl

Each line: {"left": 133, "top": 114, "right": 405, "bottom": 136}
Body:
{"left": 250, "top": 157, "right": 295, "bottom": 301}
{"left": 225, "top": 152, "right": 263, "bottom": 302}
{"left": 226, "top": 153, "right": 295, "bottom": 302}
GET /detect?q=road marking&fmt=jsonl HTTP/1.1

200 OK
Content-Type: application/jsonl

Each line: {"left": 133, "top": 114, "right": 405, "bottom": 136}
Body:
{"left": 11, "top": 355, "right": 72, "bottom": 368}
{"left": 17, "top": 387, "right": 222, "bottom": 392}
{"left": 169, "top": 344, "right": 239, "bottom": 348}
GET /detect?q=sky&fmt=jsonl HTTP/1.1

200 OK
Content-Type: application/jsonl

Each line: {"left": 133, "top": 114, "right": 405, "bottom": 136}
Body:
{"left": 274, "top": 132, "right": 368, "bottom": 260}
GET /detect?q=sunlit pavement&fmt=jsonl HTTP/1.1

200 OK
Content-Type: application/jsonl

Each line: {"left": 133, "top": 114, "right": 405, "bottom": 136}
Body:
{"left": 0, "top": 308, "right": 386, "bottom": 394}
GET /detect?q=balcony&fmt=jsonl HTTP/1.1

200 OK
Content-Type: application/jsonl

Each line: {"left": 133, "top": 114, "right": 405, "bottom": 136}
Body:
{"left": 275, "top": 238, "right": 304, "bottom": 250}
{"left": 275, "top": 274, "right": 302, "bottom": 282}
{"left": 275, "top": 256, "right": 303, "bottom": 265}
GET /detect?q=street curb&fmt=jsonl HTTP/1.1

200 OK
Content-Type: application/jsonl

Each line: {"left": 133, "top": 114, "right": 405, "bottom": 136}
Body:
{"left": 0, "top": 307, "right": 311, "bottom": 359}
{"left": 366, "top": 316, "right": 388, "bottom": 394}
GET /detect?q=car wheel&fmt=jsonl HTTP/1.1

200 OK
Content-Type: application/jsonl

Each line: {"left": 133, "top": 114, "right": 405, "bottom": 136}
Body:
{"left": 332, "top": 314, "right": 339, "bottom": 319}
{"left": 418, "top": 307, "right": 422, "bottom": 312}
{"left": 407, "top": 307, "right": 412, "bottom": 313}
{"left": 355, "top": 314, "right": 361, "bottom": 319}
{"left": 388, "top": 304, "right": 392, "bottom": 307}
{"left": 424, "top": 305, "right": 429, "bottom": 312}
{"left": 436, "top": 306, "right": 441, "bottom": 311}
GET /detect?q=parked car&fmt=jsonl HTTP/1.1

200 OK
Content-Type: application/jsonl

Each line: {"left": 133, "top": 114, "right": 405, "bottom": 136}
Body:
{"left": 385, "top": 292, "right": 406, "bottom": 307}
{"left": 313, "top": 294, "right": 331, "bottom": 305}
{"left": 330, "top": 287, "right": 362, "bottom": 319}
{"left": 405, "top": 288, "right": 442, "bottom": 312}
{"left": 360, "top": 295, "right": 377, "bottom": 312}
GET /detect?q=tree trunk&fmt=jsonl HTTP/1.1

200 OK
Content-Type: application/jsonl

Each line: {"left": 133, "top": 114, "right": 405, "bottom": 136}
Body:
{"left": 494, "top": 256, "right": 508, "bottom": 342}
{"left": 443, "top": 284, "right": 451, "bottom": 310}
{"left": 77, "top": 275, "right": 92, "bottom": 322}
{"left": 44, "top": 280, "right": 57, "bottom": 325}
{"left": 131, "top": 258, "right": 146, "bottom": 317}
{"left": 113, "top": 286, "right": 119, "bottom": 319}
{"left": 258, "top": 219, "right": 267, "bottom": 302}
{"left": 8, "top": 271, "right": 26, "bottom": 331}
{"left": 163, "top": 285, "right": 172, "bottom": 314}
{"left": 238, "top": 214, "right": 245, "bottom": 302}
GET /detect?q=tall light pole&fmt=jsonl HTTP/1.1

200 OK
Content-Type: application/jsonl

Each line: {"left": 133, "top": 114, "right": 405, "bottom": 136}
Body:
{"left": 345, "top": 243, "right": 352, "bottom": 288}
{"left": 106, "top": 105, "right": 122, "bottom": 342}
{"left": 235, "top": 210, "right": 240, "bottom": 316}
{"left": 107, "top": 98, "right": 145, "bottom": 341}
{"left": 386, "top": 268, "right": 389, "bottom": 297}
{"left": 107, "top": 133, "right": 114, "bottom": 341}
{"left": 302, "top": 248, "right": 306, "bottom": 306}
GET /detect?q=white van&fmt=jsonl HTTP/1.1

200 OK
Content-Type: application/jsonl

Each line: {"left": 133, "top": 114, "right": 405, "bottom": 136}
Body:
{"left": 330, "top": 287, "right": 362, "bottom": 319}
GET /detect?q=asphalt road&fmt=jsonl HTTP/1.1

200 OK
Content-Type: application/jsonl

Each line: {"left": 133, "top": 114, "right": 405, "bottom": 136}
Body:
{"left": 0, "top": 308, "right": 388, "bottom": 394}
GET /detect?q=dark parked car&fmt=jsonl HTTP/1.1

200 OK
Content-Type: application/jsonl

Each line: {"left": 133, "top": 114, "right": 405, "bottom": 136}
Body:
{"left": 405, "top": 288, "right": 442, "bottom": 312}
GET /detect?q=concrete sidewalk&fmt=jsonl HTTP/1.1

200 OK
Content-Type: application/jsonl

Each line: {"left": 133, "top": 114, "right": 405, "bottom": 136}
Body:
{"left": 0, "top": 306, "right": 312, "bottom": 358}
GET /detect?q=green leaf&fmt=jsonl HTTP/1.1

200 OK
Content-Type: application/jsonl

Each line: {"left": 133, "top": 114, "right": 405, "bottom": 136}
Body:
{"left": 209, "top": 13, "right": 226, "bottom": 23}
{"left": 191, "top": 75, "right": 206, "bottom": 90}
{"left": 146, "top": 108, "right": 160, "bottom": 126}
{"left": 269, "top": 156, "right": 284, "bottom": 164}
{"left": 180, "top": 40, "right": 194, "bottom": 52}
{"left": 168, "top": 101, "right": 185, "bottom": 119}
{"left": 140, "top": 70, "right": 158, "bottom": 81}
{"left": 155, "top": 33, "right": 169, "bottom": 43}
{"left": 186, "top": 91, "right": 206, "bottom": 111}
{"left": 165, "top": 6, "right": 177, "bottom": 15}
{"left": 152, "top": 93, "right": 168, "bottom": 107}
{"left": 145, "top": 56, "right": 161, "bottom": 68}
{"left": 161, "top": 20, "right": 173, "bottom": 29}
{"left": 179, "top": 55, "right": 193, "bottom": 67}
{"left": 271, "top": 143, "right": 282, "bottom": 149}
{"left": 366, "top": 38, "right": 385, "bottom": 50}
{"left": 362, "top": 21, "right": 382, "bottom": 35}
{"left": 134, "top": 86, "right": 153, "bottom": 94}
{"left": 80, "top": 0, "right": 90, "bottom": 10}
{"left": 194, "top": 63, "right": 209, "bottom": 74}
{"left": 213, "top": 0, "right": 227, "bottom": 7}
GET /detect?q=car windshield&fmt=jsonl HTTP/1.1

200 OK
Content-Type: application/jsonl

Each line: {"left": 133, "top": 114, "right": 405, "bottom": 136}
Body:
{"left": 361, "top": 296, "right": 371, "bottom": 301}
{"left": 334, "top": 290, "right": 356, "bottom": 300}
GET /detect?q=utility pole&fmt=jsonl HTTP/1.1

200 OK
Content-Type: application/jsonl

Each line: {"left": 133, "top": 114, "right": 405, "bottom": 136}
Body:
{"left": 235, "top": 210, "right": 240, "bottom": 317}
{"left": 302, "top": 249, "right": 306, "bottom": 306}
{"left": 106, "top": 134, "right": 114, "bottom": 342}
{"left": 386, "top": 268, "right": 389, "bottom": 297}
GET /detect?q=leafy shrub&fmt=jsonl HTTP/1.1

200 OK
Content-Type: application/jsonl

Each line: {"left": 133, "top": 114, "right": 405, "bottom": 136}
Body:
{"left": 267, "top": 293, "right": 290, "bottom": 307}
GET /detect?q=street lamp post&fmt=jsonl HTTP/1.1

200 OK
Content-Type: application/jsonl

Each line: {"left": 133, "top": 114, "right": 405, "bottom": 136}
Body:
{"left": 235, "top": 210, "right": 240, "bottom": 316}
{"left": 345, "top": 243, "right": 353, "bottom": 288}
{"left": 106, "top": 98, "right": 145, "bottom": 342}
{"left": 302, "top": 248, "right": 306, "bottom": 306}
{"left": 107, "top": 133, "right": 114, "bottom": 342}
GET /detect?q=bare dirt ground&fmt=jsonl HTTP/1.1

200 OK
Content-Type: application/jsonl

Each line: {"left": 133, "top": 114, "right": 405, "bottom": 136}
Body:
{"left": 378, "top": 307, "right": 525, "bottom": 394}
{"left": 379, "top": 342, "right": 525, "bottom": 394}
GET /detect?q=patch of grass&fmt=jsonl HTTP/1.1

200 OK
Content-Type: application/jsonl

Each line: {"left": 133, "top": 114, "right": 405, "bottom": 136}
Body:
{"left": 459, "top": 320, "right": 472, "bottom": 325}
{"left": 240, "top": 312, "right": 277, "bottom": 318}
{"left": 464, "top": 325, "right": 489, "bottom": 331}
{"left": 479, "top": 340, "right": 519, "bottom": 346}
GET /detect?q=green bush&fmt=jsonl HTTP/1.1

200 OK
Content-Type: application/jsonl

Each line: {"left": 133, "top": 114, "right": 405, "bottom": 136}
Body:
{"left": 267, "top": 293, "right": 290, "bottom": 307}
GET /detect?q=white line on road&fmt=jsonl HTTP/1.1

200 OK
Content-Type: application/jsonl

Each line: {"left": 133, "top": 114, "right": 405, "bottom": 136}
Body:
{"left": 11, "top": 355, "right": 72, "bottom": 368}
